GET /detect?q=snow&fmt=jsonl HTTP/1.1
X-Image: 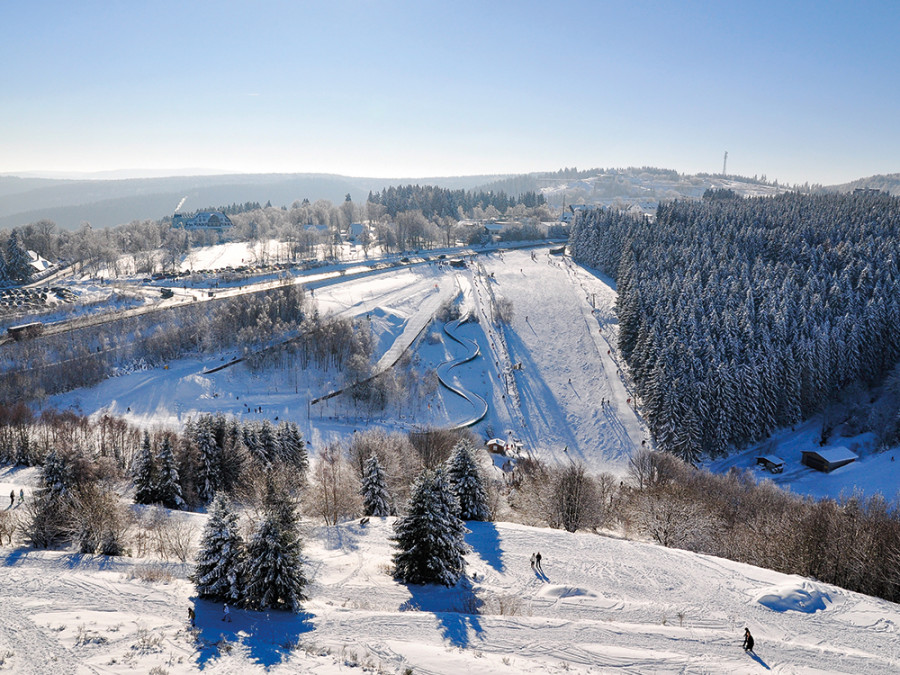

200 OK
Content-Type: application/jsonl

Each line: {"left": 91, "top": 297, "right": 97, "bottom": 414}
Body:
{"left": 806, "top": 446, "right": 859, "bottom": 464}
{"left": 8, "top": 241, "right": 900, "bottom": 671}
{"left": 708, "top": 416, "right": 900, "bottom": 502}
{"left": 753, "top": 579, "right": 832, "bottom": 613}
{"left": 1, "top": 508, "right": 898, "bottom": 674}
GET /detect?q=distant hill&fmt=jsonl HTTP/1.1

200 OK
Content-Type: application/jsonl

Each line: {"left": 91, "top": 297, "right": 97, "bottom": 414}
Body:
{"left": 0, "top": 172, "right": 506, "bottom": 231}
{"left": 2, "top": 166, "right": 893, "bottom": 231}
{"left": 474, "top": 167, "right": 788, "bottom": 216}
{"left": 827, "top": 173, "right": 900, "bottom": 195}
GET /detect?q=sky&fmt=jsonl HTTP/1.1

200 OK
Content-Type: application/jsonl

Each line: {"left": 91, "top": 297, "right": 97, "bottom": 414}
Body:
{"left": 2, "top": 0, "right": 899, "bottom": 185}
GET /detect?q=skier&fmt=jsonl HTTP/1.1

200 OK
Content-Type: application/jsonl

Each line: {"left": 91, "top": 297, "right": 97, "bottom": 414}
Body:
{"left": 9, "top": 490, "right": 13, "bottom": 507}
{"left": 535, "top": 551, "right": 544, "bottom": 574}
{"left": 222, "top": 603, "right": 231, "bottom": 622}
{"left": 742, "top": 627, "right": 754, "bottom": 652}
{"left": 188, "top": 606, "right": 196, "bottom": 627}
{"left": 530, "top": 553, "right": 536, "bottom": 569}
{"left": 18, "top": 489, "right": 24, "bottom": 504}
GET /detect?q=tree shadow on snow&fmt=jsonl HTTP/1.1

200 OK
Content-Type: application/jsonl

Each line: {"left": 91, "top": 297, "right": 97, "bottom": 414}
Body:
{"left": 0, "top": 547, "right": 31, "bottom": 566}
{"left": 465, "top": 521, "right": 505, "bottom": 573}
{"left": 192, "top": 598, "right": 314, "bottom": 670}
{"left": 401, "top": 576, "right": 484, "bottom": 649}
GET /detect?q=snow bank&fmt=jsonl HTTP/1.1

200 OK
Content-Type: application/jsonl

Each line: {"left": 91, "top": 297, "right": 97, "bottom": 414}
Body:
{"left": 754, "top": 578, "right": 831, "bottom": 613}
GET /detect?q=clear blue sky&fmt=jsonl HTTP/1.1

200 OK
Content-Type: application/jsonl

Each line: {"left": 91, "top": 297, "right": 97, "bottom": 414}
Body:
{"left": 2, "top": 0, "right": 898, "bottom": 185}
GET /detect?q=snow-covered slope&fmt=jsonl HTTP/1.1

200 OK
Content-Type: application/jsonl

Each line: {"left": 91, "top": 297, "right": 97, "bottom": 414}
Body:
{"left": 0, "top": 500, "right": 896, "bottom": 674}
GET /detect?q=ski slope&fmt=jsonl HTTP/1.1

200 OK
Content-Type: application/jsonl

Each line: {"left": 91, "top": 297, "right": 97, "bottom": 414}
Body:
{"left": 47, "top": 247, "right": 645, "bottom": 475}
{"left": 0, "top": 490, "right": 896, "bottom": 675}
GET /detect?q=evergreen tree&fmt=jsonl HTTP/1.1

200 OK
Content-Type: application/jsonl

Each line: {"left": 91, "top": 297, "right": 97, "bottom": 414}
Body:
{"left": 360, "top": 455, "right": 391, "bottom": 517}
{"left": 242, "top": 485, "right": 307, "bottom": 612}
{"left": 392, "top": 468, "right": 468, "bottom": 586}
{"left": 5, "top": 230, "right": 32, "bottom": 284}
{"left": 154, "top": 436, "right": 185, "bottom": 510}
{"left": 257, "top": 419, "right": 277, "bottom": 465}
{"left": 192, "top": 493, "right": 246, "bottom": 602}
{"left": 446, "top": 442, "right": 492, "bottom": 521}
{"left": 133, "top": 432, "right": 158, "bottom": 505}
{"left": 276, "top": 421, "right": 308, "bottom": 473}
{"left": 194, "top": 418, "right": 220, "bottom": 503}
{"left": 41, "top": 449, "right": 75, "bottom": 501}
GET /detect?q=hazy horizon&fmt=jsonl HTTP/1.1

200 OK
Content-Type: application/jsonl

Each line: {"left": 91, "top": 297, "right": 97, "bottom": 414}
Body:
{"left": 3, "top": 1, "right": 898, "bottom": 186}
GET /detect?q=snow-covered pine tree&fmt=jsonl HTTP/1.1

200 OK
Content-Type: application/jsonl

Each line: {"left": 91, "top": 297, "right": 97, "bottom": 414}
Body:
{"left": 154, "top": 436, "right": 185, "bottom": 510}
{"left": 360, "top": 455, "right": 391, "bottom": 517}
{"left": 218, "top": 419, "right": 248, "bottom": 494}
{"left": 191, "top": 493, "right": 246, "bottom": 603}
{"left": 194, "top": 417, "right": 220, "bottom": 503}
{"left": 257, "top": 420, "right": 277, "bottom": 465}
{"left": 392, "top": 468, "right": 468, "bottom": 586}
{"left": 242, "top": 422, "right": 262, "bottom": 464}
{"left": 0, "top": 253, "right": 9, "bottom": 286}
{"left": 446, "top": 442, "right": 492, "bottom": 521}
{"left": 133, "top": 432, "right": 158, "bottom": 505}
{"left": 276, "top": 421, "right": 308, "bottom": 474}
{"left": 41, "top": 449, "right": 75, "bottom": 501}
{"left": 242, "top": 484, "right": 307, "bottom": 612}
{"left": 5, "top": 230, "right": 32, "bottom": 284}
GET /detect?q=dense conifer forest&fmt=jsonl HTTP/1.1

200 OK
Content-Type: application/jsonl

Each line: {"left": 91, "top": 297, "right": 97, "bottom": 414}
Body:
{"left": 571, "top": 191, "right": 900, "bottom": 461}
{"left": 367, "top": 184, "right": 544, "bottom": 219}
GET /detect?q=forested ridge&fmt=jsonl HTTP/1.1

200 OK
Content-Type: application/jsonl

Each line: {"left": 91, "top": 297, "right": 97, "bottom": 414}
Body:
{"left": 571, "top": 191, "right": 900, "bottom": 461}
{"left": 367, "top": 184, "right": 544, "bottom": 219}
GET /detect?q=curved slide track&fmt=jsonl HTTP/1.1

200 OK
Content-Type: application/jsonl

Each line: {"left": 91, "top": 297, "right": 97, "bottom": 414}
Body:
{"left": 437, "top": 317, "right": 489, "bottom": 429}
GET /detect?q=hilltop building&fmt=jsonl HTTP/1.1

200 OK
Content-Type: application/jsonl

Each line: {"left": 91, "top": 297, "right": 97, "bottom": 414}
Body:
{"left": 172, "top": 211, "right": 233, "bottom": 230}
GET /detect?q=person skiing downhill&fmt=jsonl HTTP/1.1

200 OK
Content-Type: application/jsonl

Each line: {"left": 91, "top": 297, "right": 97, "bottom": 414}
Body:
{"left": 743, "top": 627, "right": 754, "bottom": 652}
{"left": 222, "top": 603, "right": 231, "bottom": 622}
{"left": 535, "top": 551, "right": 544, "bottom": 574}
{"left": 9, "top": 490, "right": 13, "bottom": 507}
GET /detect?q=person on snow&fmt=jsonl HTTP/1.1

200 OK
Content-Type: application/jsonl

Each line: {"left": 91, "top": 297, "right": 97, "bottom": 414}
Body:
{"left": 18, "top": 489, "right": 24, "bottom": 504}
{"left": 742, "top": 627, "right": 754, "bottom": 652}
{"left": 9, "top": 490, "right": 13, "bottom": 507}
{"left": 188, "top": 606, "right": 196, "bottom": 627}
{"left": 530, "top": 553, "right": 536, "bottom": 569}
{"left": 222, "top": 603, "right": 231, "bottom": 622}
{"left": 535, "top": 551, "right": 544, "bottom": 574}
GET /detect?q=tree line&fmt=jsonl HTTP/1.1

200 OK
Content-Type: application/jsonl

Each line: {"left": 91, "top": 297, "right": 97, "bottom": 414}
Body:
{"left": 367, "top": 184, "right": 545, "bottom": 220}
{"left": 570, "top": 191, "right": 900, "bottom": 461}
{"left": 3, "top": 405, "right": 899, "bottom": 606}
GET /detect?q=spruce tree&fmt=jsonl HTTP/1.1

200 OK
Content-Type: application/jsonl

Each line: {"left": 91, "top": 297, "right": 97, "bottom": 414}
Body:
{"left": 5, "top": 230, "right": 32, "bottom": 284}
{"left": 194, "top": 418, "right": 220, "bottom": 503}
{"left": 446, "top": 442, "right": 492, "bottom": 521}
{"left": 242, "top": 485, "right": 307, "bottom": 612}
{"left": 133, "top": 432, "right": 158, "bottom": 505}
{"left": 276, "top": 421, "right": 308, "bottom": 473}
{"left": 41, "top": 449, "right": 75, "bottom": 501}
{"left": 392, "top": 468, "right": 468, "bottom": 586}
{"left": 257, "top": 420, "right": 277, "bottom": 465}
{"left": 360, "top": 455, "right": 391, "bottom": 517}
{"left": 154, "top": 436, "right": 185, "bottom": 510}
{"left": 192, "top": 493, "right": 246, "bottom": 602}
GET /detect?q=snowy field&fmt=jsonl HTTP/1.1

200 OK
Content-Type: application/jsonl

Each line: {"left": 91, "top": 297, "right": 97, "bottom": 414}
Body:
{"left": 0, "top": 482, "right": 897, "bottom": 675}
{"left": 44, "top": 245, "right": 897, "bottom": 498}
{"left": 46, "top": 248, "right": 645, "bottom": 477}
{"left": 5, "top": 243, "right": 900, "bottom": 673}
